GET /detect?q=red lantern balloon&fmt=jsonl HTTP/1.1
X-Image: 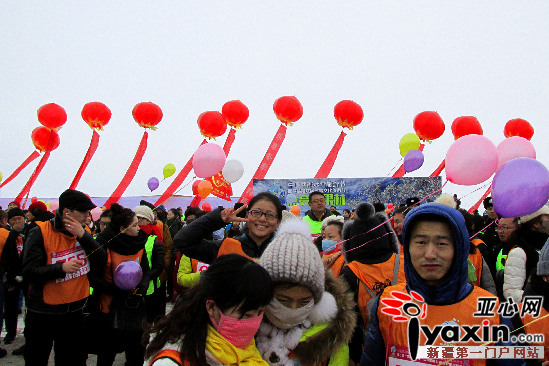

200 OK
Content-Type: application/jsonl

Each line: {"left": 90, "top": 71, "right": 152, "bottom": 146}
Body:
{"left": 192, "top": 180, "right": 201, "bottom": 195}
{"left": 31, "top": 126, "right": 60, "bottom": 152}
{"left": 334, "top": 100, "right": 364, "bottom": 129}
{"left": 273, "top": 96, "right": 303, "bottom": 125}
{"left": 451, "top": 116, "right": 483, "bottom": 140}
{"left": 37, "top": 103, "right": 67, "bottom": 131}
{"left": 222, "top": 100, "right": 249, "bottom": 128}
{"left": 82, "top": 102, "right": 112, "bottom": 130}
{"left": 504, "top": 118, "right": 534, "bottom": 140}
{"left": 197, "top": 111, "right": 227, "bottom": 139}
{"left": 413, "top": 111, "right": 445, "bottom": 141}
{"left": 132, "top": 102, "right": 163, "bottom": 130}
{"left": 202, "top": 202, "right": 212, "bottom": 212}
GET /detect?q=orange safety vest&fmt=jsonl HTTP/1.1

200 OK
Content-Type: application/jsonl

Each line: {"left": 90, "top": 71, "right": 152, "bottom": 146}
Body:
{"left": 149, "top": 349, "right": 189, "bottom": 366}
{"left": 378, "top": 284, "right": 499, "bottom": 366}
{"left": 347, "top": 253, "right": 405, "bottom": 327}
{"left": 329, "top": 255, "right": 346, "bottom": 278}
{"left": 0, "top": 228, "right": 10, "bottom": 259}
{"left": 155, "top": 221, "right": 165, "bottom": 241}
{"left": 519, "top": 304, "right": 549, "bottom": 360}
{"left": 37, "top": 221, "right": 91, "bottom": 305}
{"left": 216, "top": 238, "right": 253, "bottom": 260}
{"left": 100, "top": 248, "right": 144, "bottom": 313}
{"left": 468, "top": 250, "right": 484, "bottom": 287}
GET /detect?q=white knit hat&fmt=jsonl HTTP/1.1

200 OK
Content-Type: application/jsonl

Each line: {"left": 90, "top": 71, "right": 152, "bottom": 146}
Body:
{"left": 260, "top": 219, "right": 325, "bottom": 302}
{"left": 519, "top": 205, "right": 549, "bottom": 225}
{"left": 134, "top": 205, "right": 155, "bottom": 223}
{"left": 537, "top": 238, "right": 549, "bottom": 276}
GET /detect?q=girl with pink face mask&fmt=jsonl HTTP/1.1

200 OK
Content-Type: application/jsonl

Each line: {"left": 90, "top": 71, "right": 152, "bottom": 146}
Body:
{"left": 145, "top": 254, "right": 273, "bottom": 366}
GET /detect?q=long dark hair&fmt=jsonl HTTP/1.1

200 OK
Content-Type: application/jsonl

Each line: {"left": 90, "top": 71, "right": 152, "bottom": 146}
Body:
{"left": 145, "top": 254, "right": 273, "bottom": 365}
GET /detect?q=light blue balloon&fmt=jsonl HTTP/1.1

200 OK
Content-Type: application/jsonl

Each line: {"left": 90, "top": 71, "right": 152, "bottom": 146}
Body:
{"left": 286, "top": 193, "right": 297, "bottom": 205}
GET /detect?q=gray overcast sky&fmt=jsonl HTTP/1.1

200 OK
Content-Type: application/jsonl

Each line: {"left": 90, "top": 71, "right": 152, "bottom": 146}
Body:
{"left": 1, "top": 2, "right": 548, "bottom": 209}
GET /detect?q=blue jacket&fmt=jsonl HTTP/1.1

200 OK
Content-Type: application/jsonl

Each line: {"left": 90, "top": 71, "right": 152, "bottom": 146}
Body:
{"left": 361, "top": 203, "right": 474, "bottom": 365}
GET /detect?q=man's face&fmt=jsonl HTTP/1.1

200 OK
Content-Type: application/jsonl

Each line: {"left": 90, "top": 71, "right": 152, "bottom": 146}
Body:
{"left": 342, "top": 211, "right": 350, "bottom": 219}
{"left": 497, "top": 217, "right": 518, "bottom": 243}
{"left": 64, "top": 208, "right": 90, "bottom": 225}
{"left": 409, "top": 220, "right": 455, "bottom": 286}
{"left": 393, "top": 213, "right": 405, "bottom": 236}
{"left": 8, "top": 216, "right": 25, "bottom": 232}
{"left": 538, "top": 214, "right": 549, "bottom": 235}
{"left": 486, "top": 206, "right": 497, "bottom": 220}
{"left": 309, "top": 194, "right": 326, "bottom": 214}
{"left": 7, "top": 203, "right": 18, "bottom": 211}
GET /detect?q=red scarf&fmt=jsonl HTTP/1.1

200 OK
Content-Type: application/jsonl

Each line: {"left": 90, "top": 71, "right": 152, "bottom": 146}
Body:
{"left": 139, "top": 224, "right": 163, "bottom": 241}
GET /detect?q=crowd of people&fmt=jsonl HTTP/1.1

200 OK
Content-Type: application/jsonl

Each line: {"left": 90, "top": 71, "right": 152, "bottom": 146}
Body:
{"left": 0, "top": 188, "right": 547, "bottom": 365}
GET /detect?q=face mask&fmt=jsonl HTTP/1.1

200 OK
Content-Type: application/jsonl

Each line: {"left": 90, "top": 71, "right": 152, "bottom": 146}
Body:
{"left": 265, "top": 297, "right": 314, "bottom": 330}
{"left": 322, "top": 239, "right": 338, "bottom": 253}
{"left": 209, "top": 307, "right": 263, "bottom": 349}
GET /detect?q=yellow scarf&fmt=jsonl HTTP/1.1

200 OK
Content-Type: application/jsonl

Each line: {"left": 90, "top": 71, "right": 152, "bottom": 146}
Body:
{"left": 205, "top": 325, "right": 268, "bottom": 365}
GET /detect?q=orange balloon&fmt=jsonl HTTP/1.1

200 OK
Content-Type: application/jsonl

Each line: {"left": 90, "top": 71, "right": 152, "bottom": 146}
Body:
{"left": 197, "top": 180, "right": 213, "bottom": 199}
{"left": 289, "top": 205, "right": 301, "bottom": 216}
{"left": 385, "top": 208, "right": 391, "bottom": 215}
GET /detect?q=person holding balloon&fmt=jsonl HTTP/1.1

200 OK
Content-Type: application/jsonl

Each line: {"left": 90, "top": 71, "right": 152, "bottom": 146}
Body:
{"left": 89, "top": 203, "right": 163, "bottom": 366}
{"left": 145, "top": 254, "right": 273, "bottom": 365}
{"left": 174, "top": 192, "right": 283, "bottom": 263}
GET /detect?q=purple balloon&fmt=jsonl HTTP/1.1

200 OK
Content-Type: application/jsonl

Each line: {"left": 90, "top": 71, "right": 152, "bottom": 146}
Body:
{"left": 403, "top": 149, "right": 425, "bottom": 173}
{"left": 113, "top": 261, "right": 143, "bottom": 290}
{"left": 492, "top": 157, "right": 549, "bottom": 218}
{"left": 147, "top": 177, "right": 159, "bottom": 191}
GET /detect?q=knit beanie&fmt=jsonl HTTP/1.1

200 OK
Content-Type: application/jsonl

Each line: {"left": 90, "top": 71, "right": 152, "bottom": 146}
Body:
{"left": 537, "top": 238, "right": 549, "bottom": 276}
{"left": 8, "top": 208, "right": 25, "bottom": 220}
{"left": 259, "top": 219, "right": 325, "bottom": 302}
{"left": 519, "top": 205, "right": 549, "bottom": 225}
{"left": 134, "top": 205, "right": 155, "bottom": 223}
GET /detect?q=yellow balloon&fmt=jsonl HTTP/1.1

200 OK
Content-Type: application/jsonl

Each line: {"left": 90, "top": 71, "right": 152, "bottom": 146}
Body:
{"left": 0, "top": 171, "right": 2, "bottom": 183}
{"left": 399, "top": 133, "right": 420, "bottom": 157}
{"left": 163, "top": 163, "right": 176, "bottom": 179}
{"left": 45, "top": 200, "right": 51, "bottom": 209}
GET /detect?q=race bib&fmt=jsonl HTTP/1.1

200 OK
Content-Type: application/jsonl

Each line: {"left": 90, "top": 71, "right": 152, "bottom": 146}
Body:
{"left": 196, "top": 261, "right": 210, "bottom": 272}
{"left": 51, "top": 243, "right": 90, "bottom": 283}
{"left": 16, "top": 237, "right": 23, "bottom": 255}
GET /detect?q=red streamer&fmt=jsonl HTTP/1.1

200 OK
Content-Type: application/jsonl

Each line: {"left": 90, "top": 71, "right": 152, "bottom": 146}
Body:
{"left": 315, "top": 131, "right": 347, "bottom": 178}
{"left": 189, "top": 195, "right": 202, "bottom": 207}
{"left": 0, "top": 151, "right": 41, "bottom": 188}
{"left": 103, "top": 131, "right": 148, "bottom": 208}
{"left": 69, "top": 130, "right": 100, "bottom": 189}
{"left": 223, "top": 128, "right": 236, "bottom": 157}
{"left": 430, "top": 159, "right": 446, "bottom": 177}
{"left": 238, "top": 124, "right": 287, "bottom": 205}
{"left": 392, "top": 144, "right": 425, "bottom": 177}
{"left": 154, "top": 139, "right": 208, "bottom": 206}
{"left": 468, "top": 185, "right": 492, "bottom": 213}
{"left": 14, "top": 151, "right": 51, "bottom": 205}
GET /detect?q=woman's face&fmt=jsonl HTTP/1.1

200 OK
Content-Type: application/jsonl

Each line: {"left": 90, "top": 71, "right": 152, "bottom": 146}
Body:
{"left": 323, "top": 224, "right": 341, "bottom": 242}
{"left": 206, "top": 299, "right": 264, "bottom": 325}
{"left": 124, "top": 215, "right": 140, "bottom": 236}
{"left": 245, "top": 199, "right": 280, "bottom": 242}
{"left": 273, "top": 284, "right": 314, "bottom": 309}
{"left": 167, "top": 210, "right": 175, "bottom": 220}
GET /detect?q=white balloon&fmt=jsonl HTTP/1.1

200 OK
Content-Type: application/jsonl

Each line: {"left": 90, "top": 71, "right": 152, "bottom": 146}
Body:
{"left": 222, "top": 159, "right": 244, "bottom": 183}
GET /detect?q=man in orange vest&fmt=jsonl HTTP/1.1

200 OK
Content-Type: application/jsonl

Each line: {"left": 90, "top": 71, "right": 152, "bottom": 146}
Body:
{"left": 362, "top": 203, "right": 501, "bottom": 366}
{"left": 22, "top": 189, "right": 104, "bottom": 366}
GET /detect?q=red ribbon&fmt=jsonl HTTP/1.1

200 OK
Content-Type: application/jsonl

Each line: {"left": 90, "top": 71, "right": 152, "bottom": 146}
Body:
{"left": 223, "top": 128, "right": 236, "bottom": 157}
{"left": 189, "top": 195, "right": 202, "bottom": 207}
{"left": 392, "top": 144, "right": 425, "bottom": 177}
{"left": 430, "top": 159, "right": 446, "bottom": 177}
{"left": 315, "top": 131, "right": 347, "bottom": 178}
{"left": 104, "top": 131, "right": 148, "bottom": 208}
{"left": 0, "top": 151, "right": 41, "bottom": 189}
{"left": 238, "top": 124, "right": 287, "bottom": 205}
{"left": 468, "top": 185, "right": 492, "bottom": 213}
{"left": 69, "top": 130, "right": 100, "bottom": 189}
{"left": 14, "top": 151, "right": 51, "bottom": 205}
{"left": 154, "top": 139, "right": 208, "bottom": 206}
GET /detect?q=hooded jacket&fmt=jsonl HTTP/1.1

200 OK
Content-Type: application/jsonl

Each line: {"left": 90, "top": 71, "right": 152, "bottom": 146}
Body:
{"left": 256, "top": 271, "right": 356, "bottom": 366}
{"left": 361, "top": 203, "right": 491, "bottom": 366}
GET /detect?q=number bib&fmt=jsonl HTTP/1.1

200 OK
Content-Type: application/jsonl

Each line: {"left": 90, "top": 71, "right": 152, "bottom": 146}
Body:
{"left": 51, "top": 243, "right": 90, "bottom": 283}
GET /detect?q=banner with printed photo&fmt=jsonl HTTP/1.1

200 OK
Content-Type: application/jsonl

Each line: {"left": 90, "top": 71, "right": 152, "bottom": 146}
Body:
{"left": 253, "top": 177, "right": 442, "bottom": 212}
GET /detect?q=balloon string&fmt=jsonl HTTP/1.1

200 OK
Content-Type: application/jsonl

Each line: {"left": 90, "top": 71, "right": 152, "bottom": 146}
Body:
{"left": 469, "top": 219, "right": 497, "bottom": 241}
{"left": 386, "top": 158, "right": 403, "bottom": 177}
{"left": 457, "top": 183, "right": 489, "bottom": 202}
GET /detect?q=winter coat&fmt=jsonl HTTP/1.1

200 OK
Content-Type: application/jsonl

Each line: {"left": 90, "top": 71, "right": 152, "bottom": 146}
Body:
{"left": 174, "top": 208, "right": 275, "bottom": 263}
{"left": 256, "top": 271, "right": 356, "bottom": 366}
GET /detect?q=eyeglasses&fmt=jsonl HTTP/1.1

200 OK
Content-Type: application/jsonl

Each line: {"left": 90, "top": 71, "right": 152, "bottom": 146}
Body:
{"left": 496, "top": 226, "right": 516, "bottom": 231}
{"left": 99, "top": 221, "right": 110, "bottom": 227}
{"left": 310, "top": 199, "right": 326, "bottom": 204}
{"left": 248, "top": 209, "right": 278, "bottom": 221}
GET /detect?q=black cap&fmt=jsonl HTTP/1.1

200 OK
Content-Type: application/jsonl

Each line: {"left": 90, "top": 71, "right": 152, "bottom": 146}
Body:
{"left": 139, "top": 200, "right": 155, "bottom": 210}
{"left": 59, "top": 189, "right": 96, "bottom": 212}
{"left": 406, "top": 197, "right": 420, "bottom": 207}
{"left": 7, "top": 208, "right": 25, "bottom": 220}
{"left": 483, "top": 197, "right": 493, "bottom": 209}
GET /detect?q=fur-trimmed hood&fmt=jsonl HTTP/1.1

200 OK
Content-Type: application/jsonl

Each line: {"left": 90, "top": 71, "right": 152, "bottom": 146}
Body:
{"left": 292, "top": 271, "right": 356, "bottom": 364}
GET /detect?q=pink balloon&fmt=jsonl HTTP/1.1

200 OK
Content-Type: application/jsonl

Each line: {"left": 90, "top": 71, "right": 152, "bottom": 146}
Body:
{"left": 496, "top": 136, "right": 536, "bottom": 171}
{"left": 91, "top": 207, "right": 102, "bottom": 221}
{"left": 445, "top": 135, "right": 498, "bottom": 185}
{"left": 192, "top": 143, "right": 226, "bottom": 178}
{"left": 49, "top": 200, "right": 59, "bottom": 211}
